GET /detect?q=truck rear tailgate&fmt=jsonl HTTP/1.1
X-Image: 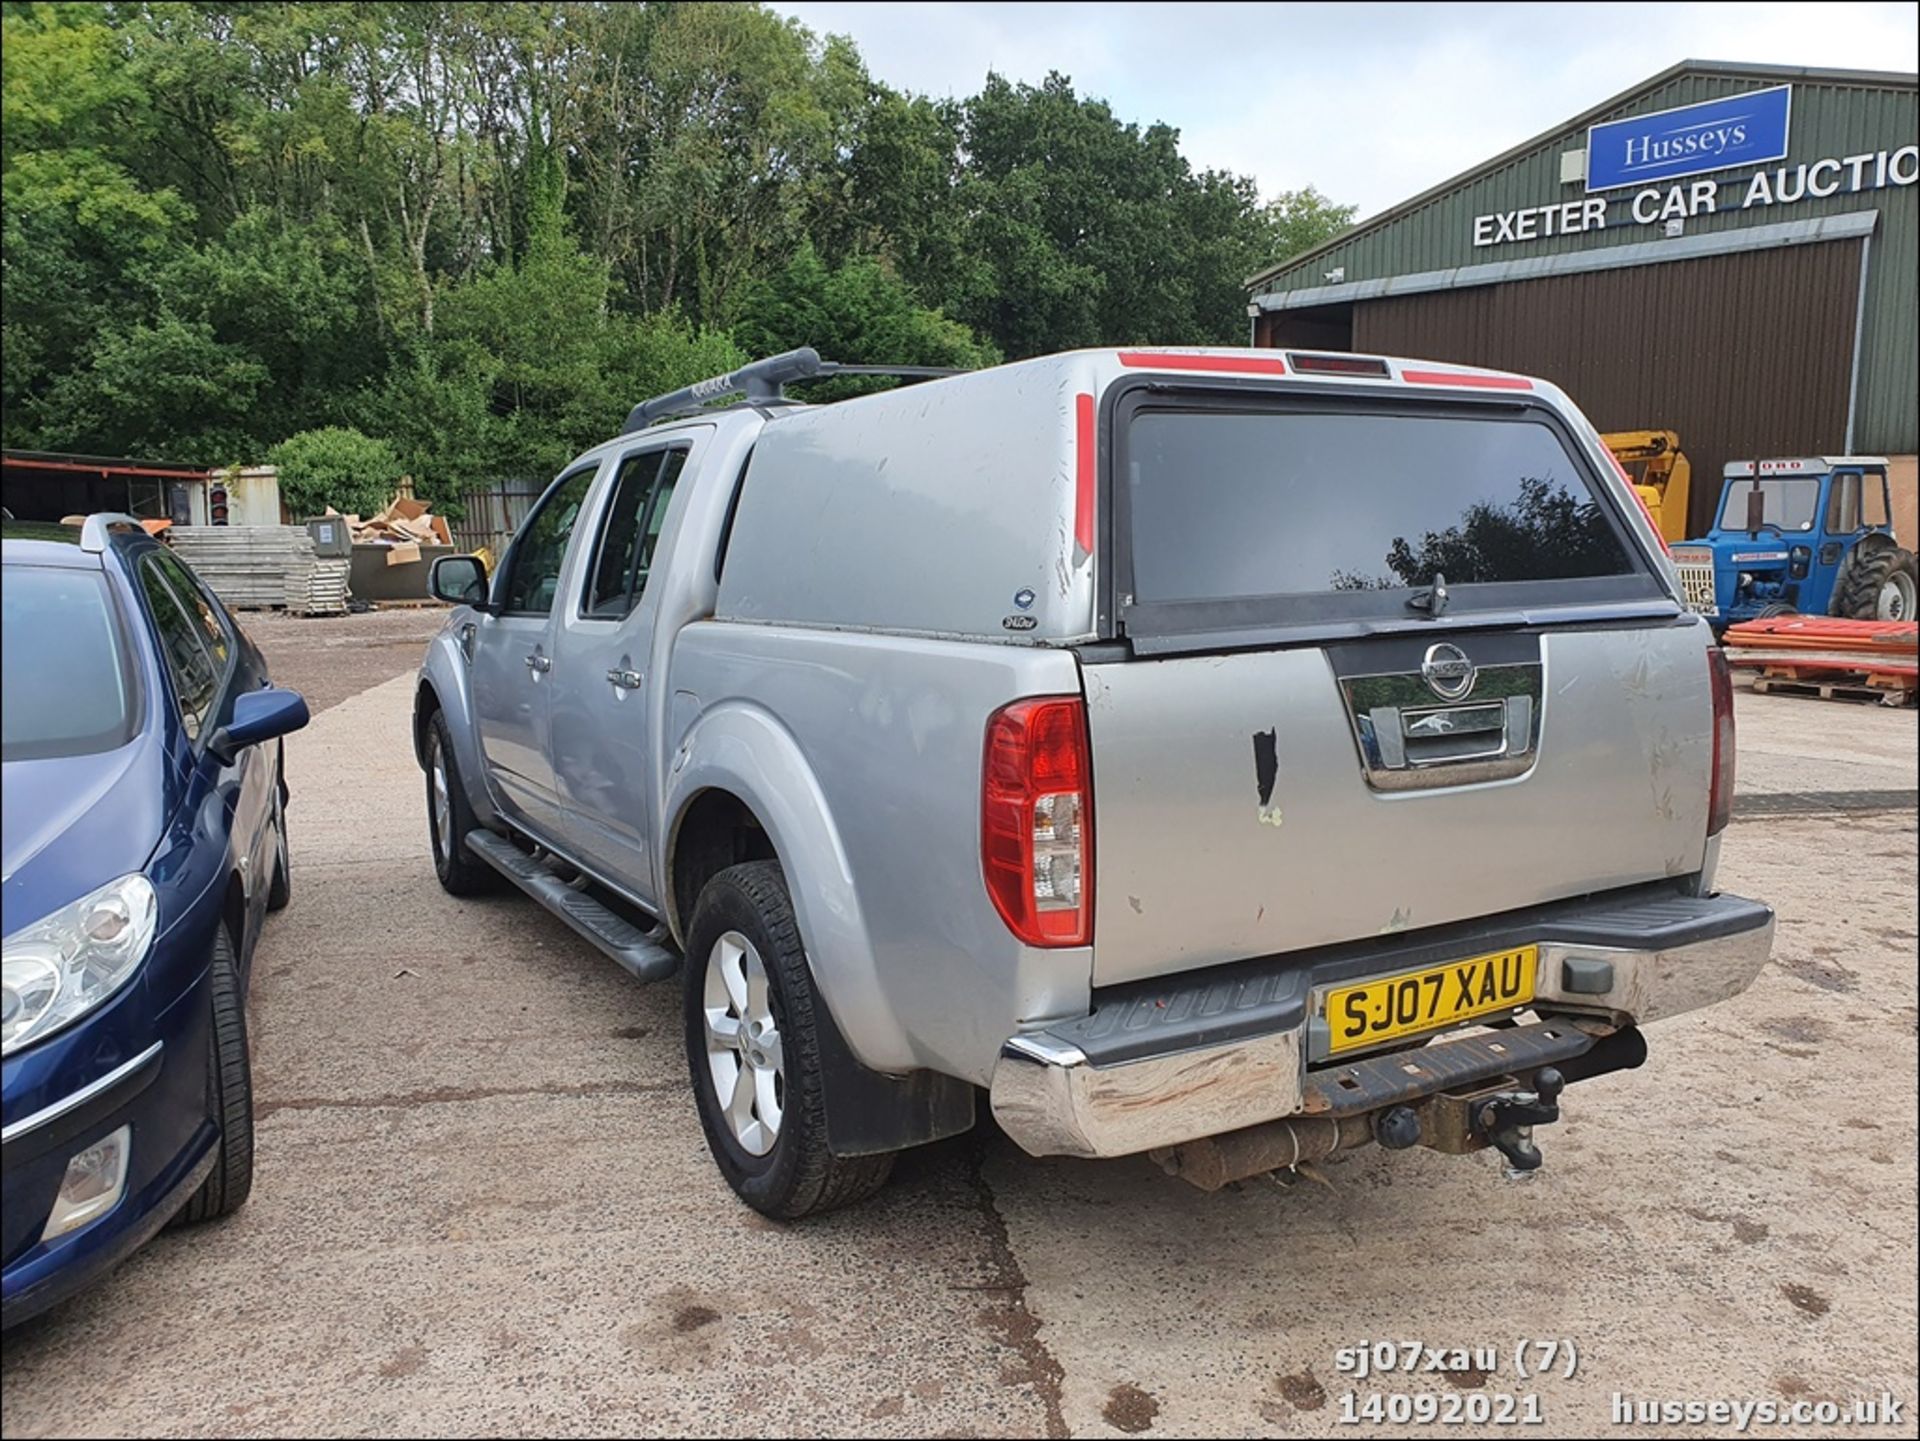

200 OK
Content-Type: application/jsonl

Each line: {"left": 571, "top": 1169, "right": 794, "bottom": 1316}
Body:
{"left": 1084, "top": 623, "right": 1713, "bottom": 986}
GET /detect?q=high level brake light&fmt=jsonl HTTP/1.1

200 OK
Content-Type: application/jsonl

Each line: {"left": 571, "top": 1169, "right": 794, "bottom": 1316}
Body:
{"left": 982, "top": 698, "right": 1092, "bottom": 947}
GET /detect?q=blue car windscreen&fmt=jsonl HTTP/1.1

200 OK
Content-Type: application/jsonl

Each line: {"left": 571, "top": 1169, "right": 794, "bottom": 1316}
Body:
{"left": 2, "top": 568, "right": 138, "bottom": 760}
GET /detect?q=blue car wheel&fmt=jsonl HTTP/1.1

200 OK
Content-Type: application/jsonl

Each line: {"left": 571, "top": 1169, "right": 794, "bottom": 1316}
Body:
{"left": 172, "top": 925, "right": 254, "bottom": 1226}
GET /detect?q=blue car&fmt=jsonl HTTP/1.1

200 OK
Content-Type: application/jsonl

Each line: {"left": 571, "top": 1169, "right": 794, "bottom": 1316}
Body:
{"left": 2, "top": 514, "right": 309, "bottom": 1328}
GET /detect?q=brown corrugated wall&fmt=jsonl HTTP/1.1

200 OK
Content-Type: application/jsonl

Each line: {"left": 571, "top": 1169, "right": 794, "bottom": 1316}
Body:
{"left": 1352, "top": 240, "right": 1864, "bottom": 536}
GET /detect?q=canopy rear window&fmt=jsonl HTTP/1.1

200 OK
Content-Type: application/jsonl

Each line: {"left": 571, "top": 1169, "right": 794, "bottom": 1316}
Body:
{"left": 1117, "top": 394, "right": 1661, "bottom": 640}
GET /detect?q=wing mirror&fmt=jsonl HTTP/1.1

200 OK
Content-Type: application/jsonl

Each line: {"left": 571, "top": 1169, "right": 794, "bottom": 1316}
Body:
{"left": 208, "top": 686, "right": 310, "bottom": 763}
{"left": 429, "top": 554, "right": 491, "bottom": 610}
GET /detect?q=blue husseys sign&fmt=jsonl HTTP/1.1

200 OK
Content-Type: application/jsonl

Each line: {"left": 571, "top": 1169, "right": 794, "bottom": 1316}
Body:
{"left": 1586, "top": 86, "right": 1792, "bottom": 192}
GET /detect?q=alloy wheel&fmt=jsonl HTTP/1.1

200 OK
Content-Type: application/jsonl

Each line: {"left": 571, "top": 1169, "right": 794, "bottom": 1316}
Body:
{"left": 430, "top": 735, "right": 454, "bottom": 862}
{"left": 702, "top": 930, "right": 785, "bottom": 1156}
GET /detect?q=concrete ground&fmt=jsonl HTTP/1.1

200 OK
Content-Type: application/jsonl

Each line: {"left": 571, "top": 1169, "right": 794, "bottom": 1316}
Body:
{"left": 2, "top": 620, "right": 1914, "bottom": 1439}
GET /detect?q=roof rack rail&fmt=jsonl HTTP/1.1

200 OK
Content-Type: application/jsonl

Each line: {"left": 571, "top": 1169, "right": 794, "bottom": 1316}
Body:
{"left": 80, "top": 513, "right": 149, "bottom": 553}
{"left": 620, "top": 348, "right": 966, "bottom": 433}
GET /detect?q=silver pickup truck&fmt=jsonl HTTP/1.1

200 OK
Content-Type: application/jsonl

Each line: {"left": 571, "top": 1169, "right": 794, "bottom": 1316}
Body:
{"left": 414, "top": 346, "right": 1774, "bottom": 1217}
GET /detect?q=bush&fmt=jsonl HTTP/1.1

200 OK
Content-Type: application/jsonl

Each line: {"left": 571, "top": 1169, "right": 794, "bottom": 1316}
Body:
{"left": 266, "top": 426, "right": 402, "bottom": 520}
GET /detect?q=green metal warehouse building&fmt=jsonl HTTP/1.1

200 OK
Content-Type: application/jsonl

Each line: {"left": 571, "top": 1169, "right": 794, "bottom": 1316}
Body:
{"left": 1247, "top": 61, "right": 1918, "bottom": 540}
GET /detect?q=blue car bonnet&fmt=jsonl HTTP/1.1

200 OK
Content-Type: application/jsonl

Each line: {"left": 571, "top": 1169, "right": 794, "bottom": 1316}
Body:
{"left": 1, "top": 732, "right": 176, "bottom": 933}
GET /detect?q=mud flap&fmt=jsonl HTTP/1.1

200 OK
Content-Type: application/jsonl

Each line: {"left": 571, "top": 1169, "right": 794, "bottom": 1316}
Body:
{"left": 815, "top": 997, "right": 976, "bottom": 1156}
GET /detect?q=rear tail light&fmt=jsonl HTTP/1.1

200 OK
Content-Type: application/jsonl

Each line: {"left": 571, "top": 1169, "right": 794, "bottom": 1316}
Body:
{"left": 982, "top": 697, "right": 1092, "bottom": 947}
{"left": 1707, "top": 646, "right": 1736, "bottom": 835}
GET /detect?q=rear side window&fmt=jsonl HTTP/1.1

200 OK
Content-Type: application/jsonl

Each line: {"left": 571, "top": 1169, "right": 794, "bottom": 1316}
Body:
{"left": 1127, "top": 408, "right": 1636, "bottom": 606}
{"left": 136, "top": 556, "right": 220, "bottom": 739}
{"left": 580, "top": 447, "right": 688, "bottom": 619}
{"left": 2, "top": 568, "right": 136, "bottom": 760}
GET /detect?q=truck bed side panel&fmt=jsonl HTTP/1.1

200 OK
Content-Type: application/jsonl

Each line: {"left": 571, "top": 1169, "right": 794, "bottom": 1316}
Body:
{"left": 668, "top": 622, "right": 1088, "bottom": 1083}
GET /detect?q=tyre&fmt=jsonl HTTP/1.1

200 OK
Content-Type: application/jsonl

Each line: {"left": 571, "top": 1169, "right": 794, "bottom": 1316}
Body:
{"left": 175, "top": 924, "right": 254, "bottom": 1225}
{"left": 1835, "top": 545, "right": 1918, "bottom": 622}
{"left": 265, "top": 757, "right": 291, "bottom": 912}
{"left": 683, "top": 861, "right": 894, "bottom": 1219}
{"left": 425, "top": 710, "right": 501, "bottom": 896}
{"left": 1755, "top": 602, "right": 1797, "bottom": 620}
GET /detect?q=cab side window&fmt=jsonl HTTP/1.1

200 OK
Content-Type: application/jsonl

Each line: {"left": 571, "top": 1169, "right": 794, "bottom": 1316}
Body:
{"left": 1862, "top": 474, "right": 1892, "bottom": 528}
{"left": 579, "top": 446, "right": 688, "bottom": 619}
{"left": 501, "top": 464, "right": 598, "bottom": 616}
{"left": 137, "top": 556, "right": 220, "bottom": 739}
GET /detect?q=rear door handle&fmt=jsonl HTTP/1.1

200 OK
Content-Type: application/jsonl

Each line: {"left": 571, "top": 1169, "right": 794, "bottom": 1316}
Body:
{"left": 525, "top": 653, "right": 552, "bottom": 674}
{"left": 606, "top": 668, "right": 642, "bottom": 691}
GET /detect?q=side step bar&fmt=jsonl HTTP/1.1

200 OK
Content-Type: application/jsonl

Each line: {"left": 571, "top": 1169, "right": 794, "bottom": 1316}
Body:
{"left": 465, "top": 830, "right": 679, "bottom": 982}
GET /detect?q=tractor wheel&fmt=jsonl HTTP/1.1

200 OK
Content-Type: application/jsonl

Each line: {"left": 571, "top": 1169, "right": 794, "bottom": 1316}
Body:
{"left": 1755, "top": 602, "right": 1797, "bottom": 620}
{"left": 1836, "top": 545, "right": 1918, "bottom": 622}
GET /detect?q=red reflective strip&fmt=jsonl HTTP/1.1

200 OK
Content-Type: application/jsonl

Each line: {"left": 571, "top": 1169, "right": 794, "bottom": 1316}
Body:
{"left": 1116, "top": 351, "right": 1287, "bottom": 374}
{"left": 1074, "top": 393, "right": 1096, "bottom": 555}
{"left": 1399, "top": 369, "right": 1533, "bottom": 390}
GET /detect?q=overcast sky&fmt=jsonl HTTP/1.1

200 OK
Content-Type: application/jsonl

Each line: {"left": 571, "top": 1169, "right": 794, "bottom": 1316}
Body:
{"left": 768, "top": 2, "right": 1919, "bottom": 217}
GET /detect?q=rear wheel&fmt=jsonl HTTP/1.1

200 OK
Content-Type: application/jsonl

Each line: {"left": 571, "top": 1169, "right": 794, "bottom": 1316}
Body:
{"left": 683, "top": 861, "right": 894, "bottom": 1219}
{"left": 1836, "top": 545, "right": 1918, "bottom": 622}
{"left": 175, "top": 925, "right": 254, "bottom": 1225}
{"left": 425, "top": 711, "right": 501, "bottom": 896}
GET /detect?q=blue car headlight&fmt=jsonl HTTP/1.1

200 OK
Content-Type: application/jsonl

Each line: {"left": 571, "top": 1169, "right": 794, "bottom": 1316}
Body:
{"left": 2, "top": 874, "right": 157, "bottom": 1057}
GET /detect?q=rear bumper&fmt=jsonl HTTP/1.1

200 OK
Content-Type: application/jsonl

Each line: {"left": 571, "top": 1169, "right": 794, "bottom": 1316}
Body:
{"left": 989, "top": 888, "right": 1773, "bottom": 1159}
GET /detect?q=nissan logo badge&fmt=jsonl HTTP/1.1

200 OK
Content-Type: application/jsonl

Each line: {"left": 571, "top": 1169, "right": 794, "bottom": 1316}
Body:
{"left": 1421, "top": 643, "right": 1476, "bottom": 702}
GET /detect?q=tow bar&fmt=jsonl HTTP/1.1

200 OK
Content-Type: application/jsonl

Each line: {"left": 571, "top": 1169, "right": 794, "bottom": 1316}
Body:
{"left": 1474, "top": 1068, "right": 1565, "bottom": 1177}
{"left": 1153, "top": 1029, "right": 1647, "bottom": 1192}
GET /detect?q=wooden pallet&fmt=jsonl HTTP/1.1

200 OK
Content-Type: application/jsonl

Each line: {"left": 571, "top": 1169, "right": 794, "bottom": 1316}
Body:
{"left": 1750, "top": 665, "right": 1914, "bottom": 707}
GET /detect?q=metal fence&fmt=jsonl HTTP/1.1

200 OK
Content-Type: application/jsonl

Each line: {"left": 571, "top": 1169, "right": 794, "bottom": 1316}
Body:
{"left": 452, "top": 483, "right": 542, "bottom": 556}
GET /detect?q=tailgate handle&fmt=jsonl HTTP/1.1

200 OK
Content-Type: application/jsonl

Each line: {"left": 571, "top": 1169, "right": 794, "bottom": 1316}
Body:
{"left": 1364, "top": 696, "right": 1536, "bottom": 772}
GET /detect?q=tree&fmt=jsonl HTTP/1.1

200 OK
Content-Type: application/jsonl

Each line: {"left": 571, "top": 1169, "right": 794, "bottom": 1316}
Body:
{"left": 732, "top": 240, "right": 996, "bottom": 394}
{"left": 1254, "top": 187, "right": 1358, "bottom": 272}
{"left": 907, "top": 72, "right": 1296, "bottom": 358}
{"left": 267, "top": 426, "right": 403, "bottom": 519}
{"left": 2, "top": 4, "right": 1357, "bottom": 479}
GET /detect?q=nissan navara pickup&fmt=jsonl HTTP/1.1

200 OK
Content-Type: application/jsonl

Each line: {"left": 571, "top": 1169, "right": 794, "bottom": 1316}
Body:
{"left": 414, "top": 346, "right": 1774, "bottom": 1218}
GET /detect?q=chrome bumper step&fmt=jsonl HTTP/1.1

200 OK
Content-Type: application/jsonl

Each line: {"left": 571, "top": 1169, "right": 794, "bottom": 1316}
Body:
{"left": 465, "top": 829, "right": 679, "bottom": 981}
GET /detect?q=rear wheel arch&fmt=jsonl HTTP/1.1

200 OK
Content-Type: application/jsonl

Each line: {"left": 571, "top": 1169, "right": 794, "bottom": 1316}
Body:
{"left": 666, "top": 787, "right": 778, "bottom": 947}
{"left": 665, "top": 782, "right": 975, "bottom": 1159}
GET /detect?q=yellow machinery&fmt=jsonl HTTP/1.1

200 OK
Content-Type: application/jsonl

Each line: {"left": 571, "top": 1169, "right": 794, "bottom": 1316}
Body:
{"left": 1602, "top": 430, "right": 1692, "bottom": 545}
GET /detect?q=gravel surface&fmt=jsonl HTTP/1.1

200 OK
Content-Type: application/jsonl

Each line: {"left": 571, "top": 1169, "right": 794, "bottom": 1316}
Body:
{"left": 0, "top": 667, "right": 1912, "bottom": 1438}
{"left": 239, "top": 606, "right": 446, "bottom": 717}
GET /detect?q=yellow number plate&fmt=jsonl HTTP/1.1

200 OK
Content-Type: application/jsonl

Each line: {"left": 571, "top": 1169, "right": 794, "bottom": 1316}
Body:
{"left": 1324, "top": 946, "right": 1538, "bottom": 1055}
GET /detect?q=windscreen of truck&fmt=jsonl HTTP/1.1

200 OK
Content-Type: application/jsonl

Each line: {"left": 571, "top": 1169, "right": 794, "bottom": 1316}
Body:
{"left": 2, "top": 567, "right": 138, "bottom": 760}
{"left": 1121, "top": 400, "right": 1660, "bottom": 633}
{"left": 1717, "top": 476, "right": 1820, "bottom": 532}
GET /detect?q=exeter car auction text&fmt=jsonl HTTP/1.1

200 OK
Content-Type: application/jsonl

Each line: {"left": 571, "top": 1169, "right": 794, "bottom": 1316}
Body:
{"left": 1474, "top": 145, "right": 1918, "bottom": 247}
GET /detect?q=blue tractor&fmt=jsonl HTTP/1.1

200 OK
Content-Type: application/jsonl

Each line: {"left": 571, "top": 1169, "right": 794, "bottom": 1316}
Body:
{"left": 1668, "top": 457, "right": 1917, "bottom": 630}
